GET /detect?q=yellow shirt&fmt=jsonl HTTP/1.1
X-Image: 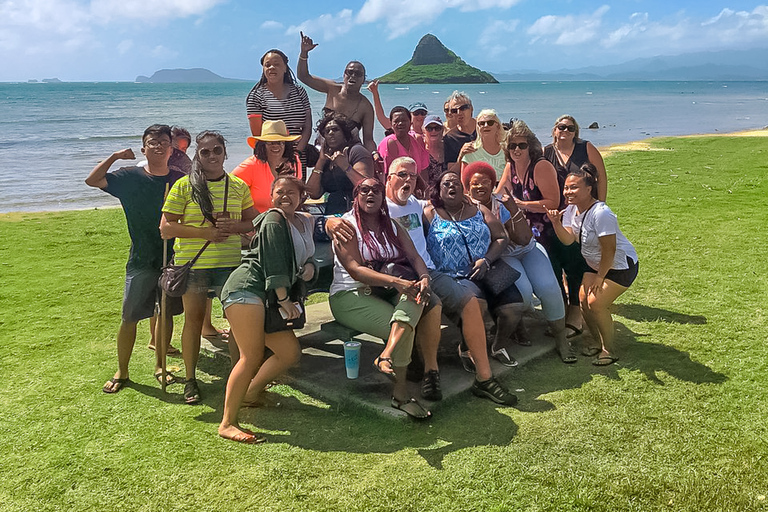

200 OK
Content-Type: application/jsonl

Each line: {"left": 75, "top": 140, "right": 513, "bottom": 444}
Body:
{"left": 163, "top": 174, "right": 253, "bottom": 269}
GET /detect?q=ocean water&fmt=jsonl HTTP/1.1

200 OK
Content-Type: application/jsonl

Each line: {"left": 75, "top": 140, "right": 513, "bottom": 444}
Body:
{"left": 1, "top": 81, "right": 766, "bottom": 212}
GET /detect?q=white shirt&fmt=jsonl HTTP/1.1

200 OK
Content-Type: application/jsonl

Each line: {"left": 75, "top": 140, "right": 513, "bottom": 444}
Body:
{"left": 386, "top": 195, "right": 434, "bottom": 269}
{"left": 563, "top": 201, "right": 637, "bottom": 271}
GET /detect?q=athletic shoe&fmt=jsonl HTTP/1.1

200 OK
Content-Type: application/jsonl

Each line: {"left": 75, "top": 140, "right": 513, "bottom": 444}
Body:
{"left": 421, "top": 370, "right": 442, "bottom": 401}
{"left": 472, "top": 377, "right": 518, "bottom": 406}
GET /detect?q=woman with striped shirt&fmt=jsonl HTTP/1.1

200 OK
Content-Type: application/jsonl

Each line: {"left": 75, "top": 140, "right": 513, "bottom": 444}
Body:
{"left": 246, "top": 49, "right": 312, "bottom": 163}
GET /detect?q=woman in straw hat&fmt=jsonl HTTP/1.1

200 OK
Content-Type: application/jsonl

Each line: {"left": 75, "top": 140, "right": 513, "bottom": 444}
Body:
{"left": 232, "top": 119, "right": 302, "bottom": 214}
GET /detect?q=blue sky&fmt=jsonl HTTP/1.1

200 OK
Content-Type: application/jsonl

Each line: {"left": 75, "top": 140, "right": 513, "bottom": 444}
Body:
{"left": 2, "top": 0, "right": 767, "bottom": 81}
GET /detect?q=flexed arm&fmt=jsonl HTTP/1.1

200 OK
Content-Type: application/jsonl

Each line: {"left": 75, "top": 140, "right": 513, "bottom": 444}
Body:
{"left": 297, "top": 32, "right": 332, "bottom": 93}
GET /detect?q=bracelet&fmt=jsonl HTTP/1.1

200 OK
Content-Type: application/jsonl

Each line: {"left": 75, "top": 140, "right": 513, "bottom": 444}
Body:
{"left": 419, "top": 273, "right": 430, "bottom": 281}
{"left": 277, "top": 295, "right": 290, "bottom": 302}
{"left": 298, "top": 56, "right": 308, "bottom": 61}
{"left": 482, "top": 258, "right": 491, "bottom": 271}
{"left": 312, "top": 168, "right": 323, "bottom": 175}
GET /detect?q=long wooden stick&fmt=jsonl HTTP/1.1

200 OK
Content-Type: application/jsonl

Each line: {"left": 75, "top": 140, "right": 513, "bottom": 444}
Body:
{"left": 158, "top": 182, "right": 169, "bottom": 393}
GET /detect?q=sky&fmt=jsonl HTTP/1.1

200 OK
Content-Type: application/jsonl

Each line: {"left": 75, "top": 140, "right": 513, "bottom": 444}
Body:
{"left": 2, "top": 0, "right": 768, "bottom": 81}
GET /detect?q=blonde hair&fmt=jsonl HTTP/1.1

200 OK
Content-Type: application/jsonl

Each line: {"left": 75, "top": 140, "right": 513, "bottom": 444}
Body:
{"left": 474, "top": 109, "right": 505, "bottom": 149}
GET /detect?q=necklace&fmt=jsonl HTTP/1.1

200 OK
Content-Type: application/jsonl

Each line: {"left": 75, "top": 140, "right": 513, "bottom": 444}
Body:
{"left": 445, "top": 202, "right": 465, "bottom": 222}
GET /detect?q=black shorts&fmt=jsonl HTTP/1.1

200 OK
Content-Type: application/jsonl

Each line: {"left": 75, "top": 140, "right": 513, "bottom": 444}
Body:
{"left": 586, "top": 256, "right": 638, "bottom": 288}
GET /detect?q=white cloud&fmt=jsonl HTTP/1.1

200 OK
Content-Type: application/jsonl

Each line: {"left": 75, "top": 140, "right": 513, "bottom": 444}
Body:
{"left": 260, "top": 20, "right": 284, "bottom": 30}
{"left": 601, "top": 6, "right": 768, "bottom": 54}
{"left": 0, "top": 0, "right": 225, "bottom": 54}
{"left": 90, "top": 0, "right": 225, "bottom": 22}
{"left": 478, "top": 19, "right": 520, "bottom": 59}
{"left": 285, "top": 9, "right": 354, "bottom": 41}
{"left": 528, "top": 5, "right": 610, "bottom": 45}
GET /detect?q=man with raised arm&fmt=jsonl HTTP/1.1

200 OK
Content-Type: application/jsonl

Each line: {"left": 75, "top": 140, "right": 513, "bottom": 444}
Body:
{"left": 85, "top": 124, "right": 185, "bottom": 394}
{"left": 297, "top": 31, "right": 376, "bottom": 153}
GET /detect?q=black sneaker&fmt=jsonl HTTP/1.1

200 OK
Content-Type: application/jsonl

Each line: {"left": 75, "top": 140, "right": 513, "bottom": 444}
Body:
{"left": 421, "top": 370, "right": 442, "bottom": 401}
{"left": 472, "top": 377, "right": 518, "bottom": 406}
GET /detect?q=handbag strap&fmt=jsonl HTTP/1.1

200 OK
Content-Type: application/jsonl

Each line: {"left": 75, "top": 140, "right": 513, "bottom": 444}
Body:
{"left": 186, "top": 174, "right": 229, "bottom": 268}
{"left": 578, "top": 201, "right": 599, "bottom": 247}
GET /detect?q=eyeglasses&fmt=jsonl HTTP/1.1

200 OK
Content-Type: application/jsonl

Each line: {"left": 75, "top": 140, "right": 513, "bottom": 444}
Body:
{"left": 477, "top": 120, "right": 496, "bottom": 127}
{"left": 441, "top": 179, "right": 462, "bottom": 188}
{"left": 412, "top": 110, "right": 427, "bottom": 116}
{"left": 395, "top": 171, "right": 418, "bottom": 180}
{"left": 425, "top": 125, "right": 442, "bottom": 132}
{"left": 358, "top": 185, "right": 383, "bottom": 195}
{"left": 507, "top": 142, "right": 529, "bottom": 150}
{"left": 145, "top": 140, "right": 171, "bottom": 149}
{"left": 449, "top": 104, "right": 471, "bottom": 114}
{"left": 344, "top": 68, "right": 364, "bottom": 78}
{"left": 557, "top": 124, "right": 576, "bottom": 132}
{"left": 199, "top": 146, "right": 224, "bottom": 157}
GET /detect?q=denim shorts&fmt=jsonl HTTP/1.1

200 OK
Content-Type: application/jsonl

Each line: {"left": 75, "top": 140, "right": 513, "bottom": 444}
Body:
{"left": 221, "top": 290, "right": 264, "bottom": 311}
{"left": 186, "top": 267, "right": 235, "bottom": 297}
{"left": 122, "top": 267, "right": 183, "bottom": 323}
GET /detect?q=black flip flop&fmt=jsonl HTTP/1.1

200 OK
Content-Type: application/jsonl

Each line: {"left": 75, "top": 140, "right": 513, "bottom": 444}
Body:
{"left": 391, "top": 397, "right": 432, "bottom": 420}
{"left": 102, "top": 377, "right": 129, "bottom": 394}
{"left": 565, "top": 323, "right": 583, "bottom": 339}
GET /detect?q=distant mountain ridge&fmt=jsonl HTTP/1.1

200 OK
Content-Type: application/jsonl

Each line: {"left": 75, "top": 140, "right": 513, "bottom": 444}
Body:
{"left": 494, "top": 48, "right": 768, "bottom": 81}
{"left": 378, "top": 34, "right": 497, "bottom": 84}
{"left": 135, "top": 68, "right": 246, "bottom": 83}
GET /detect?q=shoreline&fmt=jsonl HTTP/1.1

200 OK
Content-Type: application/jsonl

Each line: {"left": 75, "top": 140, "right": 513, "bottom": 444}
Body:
{"left": 2, "top": 128, "right": 767, "bottom": 219}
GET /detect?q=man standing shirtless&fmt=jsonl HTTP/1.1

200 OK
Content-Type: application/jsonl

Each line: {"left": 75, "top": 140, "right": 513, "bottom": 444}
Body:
{"left": 297, "top": 31, "right": 376, "bottom": 153}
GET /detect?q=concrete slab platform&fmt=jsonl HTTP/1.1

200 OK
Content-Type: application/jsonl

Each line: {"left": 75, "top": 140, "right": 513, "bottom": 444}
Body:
{"left": 201, "top": 301, "right": 558, "bottom": 420}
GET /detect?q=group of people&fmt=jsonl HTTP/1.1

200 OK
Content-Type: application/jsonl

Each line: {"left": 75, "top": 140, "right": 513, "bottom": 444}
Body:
{"left": 88, "top": 33, "right": 638, "bottom": 444}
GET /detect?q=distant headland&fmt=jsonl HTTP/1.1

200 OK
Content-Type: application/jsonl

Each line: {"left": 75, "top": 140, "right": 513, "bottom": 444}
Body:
{"left": 377, "top": 34, "right": 497, "bottom": 84}
{"left": 135, "top": 68, "right": 246, "bottom": 83}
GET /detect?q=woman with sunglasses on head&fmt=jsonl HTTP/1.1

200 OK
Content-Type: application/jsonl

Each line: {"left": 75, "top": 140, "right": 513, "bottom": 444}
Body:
{"left": 544, "top": 115, "right": 607, "bottom": 201}
{"left": 218, "top": 175, "right": 316, "bottom": 443}
{"left": 246, "top": 49, "right": 312, "bottom": 166}
{"left": 329, "top": 178, "right": 434, "bottom": 419}
{"left": 546, "top": 164, "right": 637, "bottom": 366}
{"left": 423, "top": 170, "right": 520, "bottom": 405}
{"left": 543, "top": 116, "right": 607, "bottom": 340}
{"left": 233, "top": 120, "right": 302, "bottom": 214}
{"left": 307, "top": 112, "right": 374, "bottom": 215}
{"left": 460, "top": 109, "right": 507, "bottom": 181}
{"left": 161, "top": 131, "right": 257, "bottom": 405}
{"left": 298, "top": 32, "right": 376, "bottom": 152}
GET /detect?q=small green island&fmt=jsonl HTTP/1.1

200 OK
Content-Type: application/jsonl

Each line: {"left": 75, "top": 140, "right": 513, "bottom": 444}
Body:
{"left": 377, "top": 34, "right": 497, "bottom": 84}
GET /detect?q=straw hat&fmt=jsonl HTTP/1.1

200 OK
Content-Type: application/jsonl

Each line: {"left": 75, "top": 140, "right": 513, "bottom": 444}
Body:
{"left": 247, "top": 120, "right": 300, "bottom": 148}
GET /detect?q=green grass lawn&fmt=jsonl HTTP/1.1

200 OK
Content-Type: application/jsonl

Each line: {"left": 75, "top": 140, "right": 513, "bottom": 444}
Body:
{"left": 1, "top": 135, "right": 766, "bottom": 511}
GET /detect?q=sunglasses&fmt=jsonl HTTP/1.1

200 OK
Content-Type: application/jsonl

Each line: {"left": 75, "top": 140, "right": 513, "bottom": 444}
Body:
{"left": 395, "top": 171, "right": 418, "bottom": 180}
{"left": 507, "top": 142, "right": 529, "bottom": 150}
{"left": 557, "top": 124, "right": 576, "bottom": 132}
{"left": 145, "top": 140, "right": 171, "bottom": 149}
{"left": 199, "top": 146, "right": 224, "bottom": 157}
{"left": 441, "top": 179, "right": 462, "bottom": 188}
{"left": 412, "top": 110, "right": 427, "bottom": 116}
{"left": 478, "top": 120, "right": 496, "bottom": 127}
{"left": 425, "top": 125, "right": 442, "bottom": 132}
{"left": 344, "top": 68, "right": 364, "bottom": 78}
{"left": 449, "top": 104, "right": 471, "bottom": 114}
{"left": 358, "top": 185, "right": 383, "bottom": 195}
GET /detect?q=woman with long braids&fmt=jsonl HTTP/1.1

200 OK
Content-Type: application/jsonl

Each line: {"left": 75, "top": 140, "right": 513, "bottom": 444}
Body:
{"left": 329, "top": 178, "right": 435, "bottom": 420}
{"left": 161, "top": 131, "right": 256, "bottom": 405}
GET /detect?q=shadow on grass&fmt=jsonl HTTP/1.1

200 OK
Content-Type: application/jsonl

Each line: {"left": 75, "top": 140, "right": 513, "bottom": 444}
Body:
{"left": 613, "top": 303, "right": 707, "bottom": 324}
{"left": 514, "top": 320, "right": 727, "bottom": 413}
{"left": 152, "top": 319, "right": 725, "bottom": 470}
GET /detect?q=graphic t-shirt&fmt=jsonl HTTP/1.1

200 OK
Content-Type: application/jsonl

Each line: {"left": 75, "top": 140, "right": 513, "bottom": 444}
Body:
{"left": 386, "top": 195, "right": 434, "bottom": 269}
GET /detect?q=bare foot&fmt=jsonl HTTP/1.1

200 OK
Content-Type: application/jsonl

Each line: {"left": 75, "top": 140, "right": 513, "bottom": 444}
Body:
{"left": 218, "top": 424, "right": 266, "bottom": 444}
